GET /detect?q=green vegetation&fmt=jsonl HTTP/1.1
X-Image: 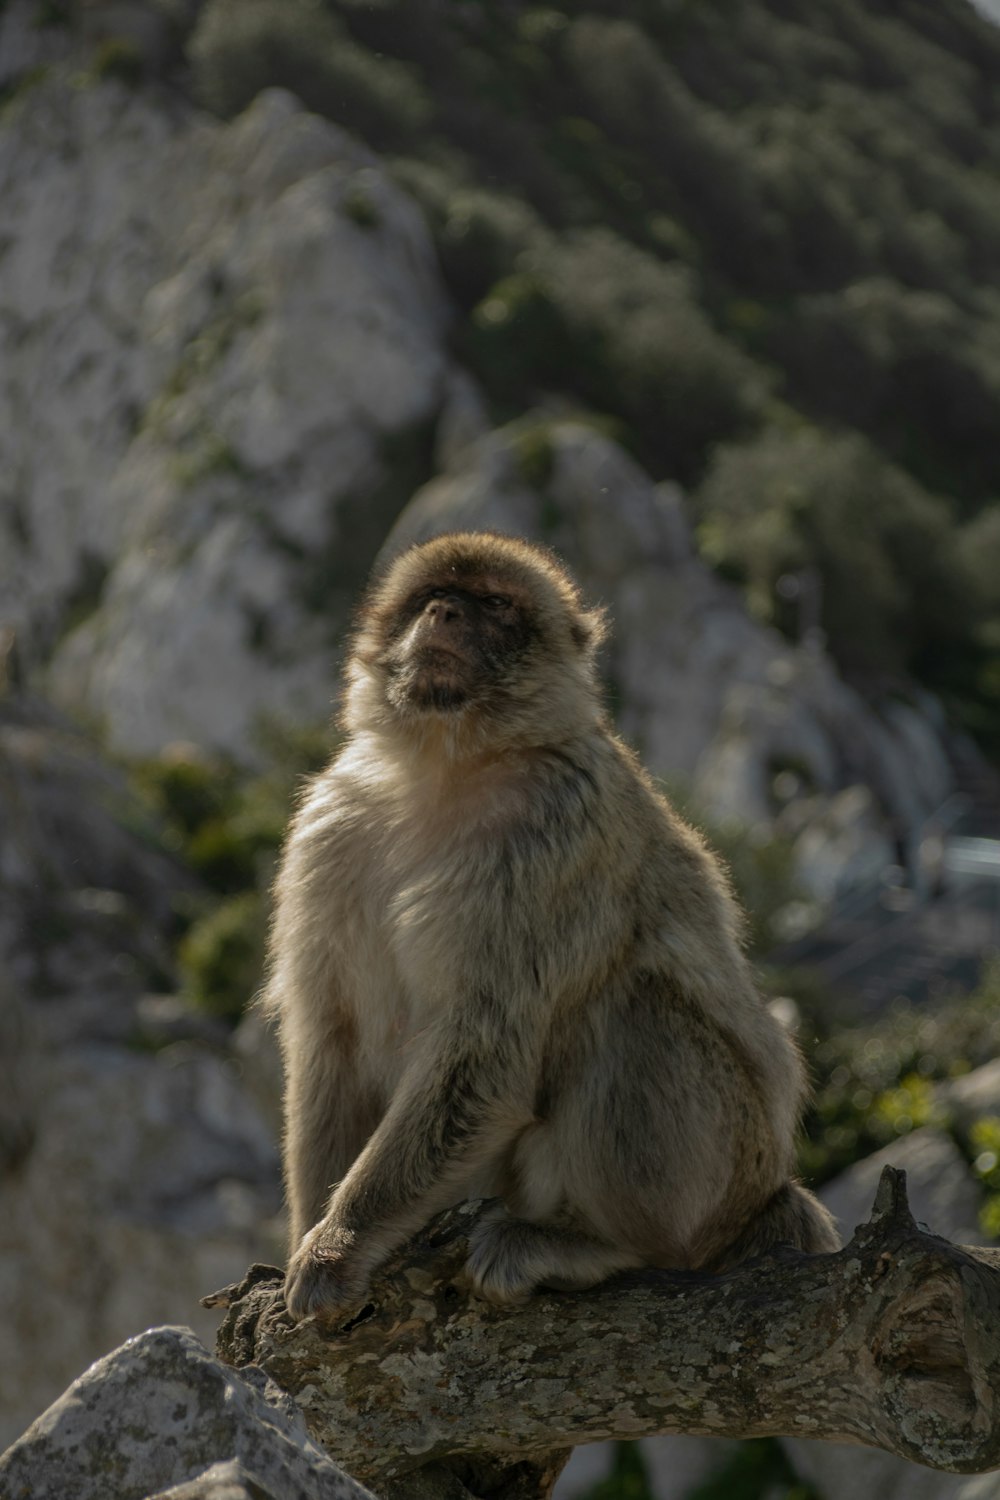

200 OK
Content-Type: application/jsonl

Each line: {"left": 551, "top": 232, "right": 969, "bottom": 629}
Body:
{"left": 131, "top": 727, "right": 331, "bottom": 1019}
{"left": 686, "top": 1438, "right": 819, "bottom": 1500}
{"left": 179, "top": 0, "right": 1000, "bottom": 749}
{"left": 90, "top": 36, "right": 144, "bottom": 86}
{"left": 579, "top": 1441, "right": 652, "bottom": 1500}
{"left": 797, "top": 960, "right": 1000, "bottom": 1185}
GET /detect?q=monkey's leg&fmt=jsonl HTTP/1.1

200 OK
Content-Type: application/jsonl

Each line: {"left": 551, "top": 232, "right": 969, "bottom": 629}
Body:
{"left": 466, "top": 1203, "right": 643, "bottom": 1306}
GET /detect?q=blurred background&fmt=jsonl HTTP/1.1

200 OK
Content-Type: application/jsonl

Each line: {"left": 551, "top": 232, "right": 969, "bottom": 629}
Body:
{"left": 2, "top": 1, "right": 1000, "bottom": 1496}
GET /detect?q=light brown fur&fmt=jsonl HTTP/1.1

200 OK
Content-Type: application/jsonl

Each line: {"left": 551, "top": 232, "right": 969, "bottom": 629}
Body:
{"left": 264, "top": 532, "right": 838, "bottom": 1320}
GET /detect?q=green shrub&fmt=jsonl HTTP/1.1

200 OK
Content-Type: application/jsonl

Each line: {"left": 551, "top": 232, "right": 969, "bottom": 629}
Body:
{"left": 189, "top": 0, "right": 430, "bottom": 147}
{"left": 687, "top": 1438, "right": 819, "bottom": 1500}
{"left": 130, "top": 726, "right": 333, "bottom": 1022}
{"left": 436, "top": 188, "right": 546, "bottom": 310}
{"left": 91, "top": 36, "right": 144, "bottom": 86}
{"left": 178, "top": 891, "right": 265, "bottom": 1021}
{"left": 971, "top": 1117, "right": 1000, "bottom": 1238}
{"left": 798, "top": 962, "right": 1000, "bottom": 1184}
{"left": 696, "top": 424, "right": 968, "bottom": 678}
{"left": 468, "top": 230, "right": 767, "bottom": 482}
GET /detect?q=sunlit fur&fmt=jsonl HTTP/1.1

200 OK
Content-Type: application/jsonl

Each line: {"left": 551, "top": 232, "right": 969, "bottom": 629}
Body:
{"left": 264, "top": 532, "right": 838, "bottom": 1322}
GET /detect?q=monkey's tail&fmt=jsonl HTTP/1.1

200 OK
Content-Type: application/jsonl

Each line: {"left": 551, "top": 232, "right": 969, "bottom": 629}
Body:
{"left": 713, "top": 1180, "right": 840, "bottom": 1271}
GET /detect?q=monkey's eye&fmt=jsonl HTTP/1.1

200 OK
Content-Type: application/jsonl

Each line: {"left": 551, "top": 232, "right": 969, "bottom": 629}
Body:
{"left": 481, "top": 594, "right": 513, "bottom": 609}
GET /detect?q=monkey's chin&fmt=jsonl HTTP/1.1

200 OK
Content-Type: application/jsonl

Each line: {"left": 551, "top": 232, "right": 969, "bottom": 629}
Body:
{"left": 388, "top": 667, "right": 471, "bottom": 714}
{"left": 406, "top": 678, "right": 471, "bottom": 712}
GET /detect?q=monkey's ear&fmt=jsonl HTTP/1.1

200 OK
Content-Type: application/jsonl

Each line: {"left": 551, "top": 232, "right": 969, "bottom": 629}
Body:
{"left": 570, "top": 605, "right": 608, "bottom": 656}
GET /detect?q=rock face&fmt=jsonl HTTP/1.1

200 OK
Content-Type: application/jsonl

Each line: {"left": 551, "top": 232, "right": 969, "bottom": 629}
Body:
{"left": 0, "top": 695, "right": 283, "bottom": 1448}
{"left": 0, "top": 693, "right": 184, "bottom": 999}
{"left": 0, "top": 1326, "right": 374, "bottom": 1500}
{"left": 2, "top": 56, "right": 447, "bottom": 758}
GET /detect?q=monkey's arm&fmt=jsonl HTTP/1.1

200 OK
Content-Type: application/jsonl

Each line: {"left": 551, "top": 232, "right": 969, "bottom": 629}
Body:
{"left": 284, "top": 1000, "right": 536, "bottom": 1321}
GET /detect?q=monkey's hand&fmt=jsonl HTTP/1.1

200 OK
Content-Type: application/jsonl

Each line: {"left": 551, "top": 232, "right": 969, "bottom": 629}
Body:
{"left": 284, "top": 1222, "right": 375, "bottom": 1323}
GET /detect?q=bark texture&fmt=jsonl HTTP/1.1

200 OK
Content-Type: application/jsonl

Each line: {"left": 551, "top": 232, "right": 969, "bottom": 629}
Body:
{"left": 209, "top": 1170, "right": 1000, "bottom": 1498}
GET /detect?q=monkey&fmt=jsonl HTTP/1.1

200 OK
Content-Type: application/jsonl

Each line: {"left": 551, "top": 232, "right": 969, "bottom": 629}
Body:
{"left": 263, "top": 530, "right": 838, "bottom": 1322}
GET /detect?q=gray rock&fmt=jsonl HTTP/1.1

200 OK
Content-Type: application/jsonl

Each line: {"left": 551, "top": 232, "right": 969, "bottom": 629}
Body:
{"left": 0, "top": 694, "right": 190, "bottom": 1004}
{"left": 0, "top": 1033, "right": 283, "bottom": 1448}
{"left": 0, "top": 1326, "right": 374, "bottom": 1500}
{"left": 0, "top": 696, "right": 283, "bottom": 1447}
{"left": 1, "top": 62, "right": 448, "bottom": 760}
{"left": 939, "top": 1060, "right": 1000, "bottom": 1134}
{"left": 819, "top": 1127, "right": 985, "bottom": 1248}
{"left": 786, "top": 1440, "right": 1000, "bottom": 1500}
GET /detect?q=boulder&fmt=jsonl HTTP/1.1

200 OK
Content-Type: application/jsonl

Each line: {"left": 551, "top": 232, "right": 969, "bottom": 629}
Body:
{"left": 0, "top": 1326, "right": 373, "bottom": 1500}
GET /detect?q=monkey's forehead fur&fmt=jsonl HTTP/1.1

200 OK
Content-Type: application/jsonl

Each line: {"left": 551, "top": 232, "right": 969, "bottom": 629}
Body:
{"left": 366, "top": 532, "right": 602, "bottom": 634}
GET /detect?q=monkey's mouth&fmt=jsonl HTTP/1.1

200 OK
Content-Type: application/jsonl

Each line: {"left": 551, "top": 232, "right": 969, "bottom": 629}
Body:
{"left": 387, "top": 648, "right": 473, "bottom": 712}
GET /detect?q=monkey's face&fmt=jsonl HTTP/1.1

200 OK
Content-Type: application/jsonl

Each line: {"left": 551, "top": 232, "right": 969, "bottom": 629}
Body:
{"left": 379, "top": 578, "right": 534, "bottom": 715}
{"left": 347, "top": 532, "right": 607, "bottom": 745}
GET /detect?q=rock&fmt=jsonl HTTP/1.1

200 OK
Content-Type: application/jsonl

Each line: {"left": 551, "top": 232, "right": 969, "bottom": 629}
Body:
{"left": 786, "top": 1440, "right": 1000, "bottom": 1500}
{"left": 1, "top": 57, "right": 448, "bottom": 759}
{"left": 786, "top": 785, "right": 895, "bottom": 905}
{"left": 0, "top": 693, "right": 190, "bottom": 1005}
{"left": 0, "top": 18, "right": 955, "bottom": 863}
{"left": 939, "top": 1059, "right": 1000, "bottom": 1133}
{"left": 0, "top": 695, "right": 282, "bottom": 1447}
{"left": 818, "top": 1127, "right": 985, "bottom": 1248}
{"left": 0, "top": 1326, "right": 374, "bottom": 1500}
{"left": 0, "top": 1033, "right": 283, "bottom": 1449}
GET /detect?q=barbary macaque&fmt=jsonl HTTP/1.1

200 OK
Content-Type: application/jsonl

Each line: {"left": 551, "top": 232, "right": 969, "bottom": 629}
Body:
{"left": 264, "top": 531, "right": 838, "bottom": 1320}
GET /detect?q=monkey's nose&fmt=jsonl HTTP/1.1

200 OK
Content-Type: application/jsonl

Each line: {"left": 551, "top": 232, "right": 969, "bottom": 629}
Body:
{"left": 427, "top": 598, "right": 461, "bottom": 623}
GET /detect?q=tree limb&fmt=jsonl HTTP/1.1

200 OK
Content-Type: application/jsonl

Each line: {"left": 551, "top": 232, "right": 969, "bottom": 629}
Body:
{"left": 208, "top": 1168, "right": 1000, "bottom": 1498}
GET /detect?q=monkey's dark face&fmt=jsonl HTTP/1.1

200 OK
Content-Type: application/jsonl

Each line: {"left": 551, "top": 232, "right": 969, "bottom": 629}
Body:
{"left": 347, "top": 533, "right": 606, "bottom": 744}
{"left": 380, "top": 577, "right": 535, "bottom": 715}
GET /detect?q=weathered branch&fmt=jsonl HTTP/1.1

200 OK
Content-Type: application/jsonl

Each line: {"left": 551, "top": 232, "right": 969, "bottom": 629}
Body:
{"left": 209, "top": 1169, "right": 1000, "bottom": 1498}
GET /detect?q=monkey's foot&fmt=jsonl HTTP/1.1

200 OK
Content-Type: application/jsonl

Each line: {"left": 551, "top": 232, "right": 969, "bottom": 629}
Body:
{"left": 466, "top": 1207, "right": 642, "bottom": 1305}
{"left": 284, "top": 1224, "right": 371, "bottom": 1323}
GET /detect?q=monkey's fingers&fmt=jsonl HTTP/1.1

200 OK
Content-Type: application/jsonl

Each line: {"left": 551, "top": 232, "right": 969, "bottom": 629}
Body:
{"left": 284, "top": 1240, "right": 371, "bottom": 1324}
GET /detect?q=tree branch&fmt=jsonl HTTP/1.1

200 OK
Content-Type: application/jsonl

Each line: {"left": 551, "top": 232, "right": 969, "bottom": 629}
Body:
{"left": 208, "top": 1169, "right": 1000, "bottom": 1498}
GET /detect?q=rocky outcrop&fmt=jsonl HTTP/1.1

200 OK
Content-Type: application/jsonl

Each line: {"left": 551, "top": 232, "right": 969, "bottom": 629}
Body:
{"left": 0, "top": 1326, "right": 373, "bottom": 1500}
{"left": 0, "top": 693, "right": 185, "bottom": 998}
{"left": 0, "top": 696, "right": 282, "bottom": 1448}
{"left": 2, "top": 55, "right": 447, "bottom": 758}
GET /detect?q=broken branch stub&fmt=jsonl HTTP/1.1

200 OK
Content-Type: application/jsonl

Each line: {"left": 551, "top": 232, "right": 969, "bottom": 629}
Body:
{"left": 210, "top": 1170, "right": 1000, "bottom": 1494}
